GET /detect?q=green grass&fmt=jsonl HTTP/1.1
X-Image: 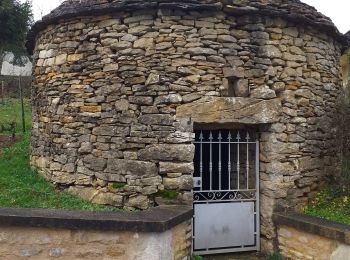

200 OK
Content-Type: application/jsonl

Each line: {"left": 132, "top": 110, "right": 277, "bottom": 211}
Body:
{"left": 304, "top": 188, "right": 350, "bottom": 226}
{"left": 267, "top": 252, "right": 283, "bottom": 260}
{"left": 191, "top": 254, "right": 203, "bottom": 260}
{"left": 112, "top": 182, "right": 126, "bottom": 189}
{"left": 0, "top": 99, "right": 119, "bottom": 212}
{"left": 0, "top": 98, "right": 32, "bottom": 133}
{"left": 0, "top": 132, "right": 119, "bottom": 211}
{"left": 157, "top": 189, "right": 179, "bottom": 200}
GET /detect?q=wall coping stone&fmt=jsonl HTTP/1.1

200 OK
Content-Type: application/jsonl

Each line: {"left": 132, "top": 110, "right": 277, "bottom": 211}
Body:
{"left": 0, "top": 205, "right": 193, "bottom": 233}
{"left": 274, "top": 212, "right": 350, "bottom": 245}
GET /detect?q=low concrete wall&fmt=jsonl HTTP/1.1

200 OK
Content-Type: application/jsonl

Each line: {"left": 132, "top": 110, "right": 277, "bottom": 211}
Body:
{"left": 274, "top": 212, "right": 350, "bottom": 260}
{"left": 0, "top": 206, "right": 192, "bottom": 260}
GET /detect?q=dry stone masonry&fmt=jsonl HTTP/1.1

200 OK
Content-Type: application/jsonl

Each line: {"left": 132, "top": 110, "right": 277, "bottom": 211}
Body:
{"left": 28, "top": 0, "right": 348, "bottom": 252}
{"left": 274, "top": 212, "right": 350, "bottom": 260}
{"left": 0, "top": 206, "right": 192, "bottom": 260}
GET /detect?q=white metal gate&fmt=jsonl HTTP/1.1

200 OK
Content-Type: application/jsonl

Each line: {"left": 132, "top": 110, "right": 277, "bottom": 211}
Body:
{"left": 192, "top": 130, "right": 260, "bottom": 255}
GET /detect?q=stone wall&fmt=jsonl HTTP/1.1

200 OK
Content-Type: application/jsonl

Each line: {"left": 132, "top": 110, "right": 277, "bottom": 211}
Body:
{"left": 278, "top": 226, "right": 350, "bottom": 260}
{"left": 0, "top": 223, "right": 190, "bottom": 260}
{"left": 275, "top": 212, "right": 350, "bottom": 260}
{"left": 0, "top": 206, "right": 192, "bottom": 260}
{"left": 30, "top": 0, "right": 345, "bottom": 252}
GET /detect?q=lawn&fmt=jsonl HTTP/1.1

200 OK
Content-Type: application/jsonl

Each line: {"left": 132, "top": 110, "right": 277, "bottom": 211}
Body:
{"left": 0, "top": 98, "right": 31, "bottom": 134}
{"left": 0, "top": 99, "right": 118, "bottom": 211}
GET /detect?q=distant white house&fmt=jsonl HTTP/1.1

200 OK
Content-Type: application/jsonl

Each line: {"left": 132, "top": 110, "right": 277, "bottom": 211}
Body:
{"left": 0, "top": 52, "right": 32, "bottom": 77}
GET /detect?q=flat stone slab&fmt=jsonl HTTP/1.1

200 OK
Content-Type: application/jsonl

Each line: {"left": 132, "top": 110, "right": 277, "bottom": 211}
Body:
{"left": 0, "top": 205, "right": 193, "bottom": 232}
{"left": 274, "top": 212, "right": 350, "bottom": 246}
{"left": 176, "top": 97, "right": 282, "bottom": 125}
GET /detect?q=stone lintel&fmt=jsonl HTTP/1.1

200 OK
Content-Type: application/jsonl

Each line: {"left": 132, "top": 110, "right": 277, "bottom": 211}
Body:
{"left": 0, "top": 205, "right": 193, "bottom": 233}
{"left": 274, "top": 212, "right": 350, "bottom": 246}
{"left": 176, "top": 97, "right": 282, "bottom": 125}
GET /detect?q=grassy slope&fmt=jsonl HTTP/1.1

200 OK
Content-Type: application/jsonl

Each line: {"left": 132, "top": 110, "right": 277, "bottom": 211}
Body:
{"left": 304, "top": 189, "right": 350, "bottom": 226}
{"left": 0, "top": 99, "right": 117, "bottom": 211}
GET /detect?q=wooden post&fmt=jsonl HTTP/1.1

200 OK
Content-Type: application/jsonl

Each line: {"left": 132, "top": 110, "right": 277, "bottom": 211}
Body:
{"left": 19, "top": 76, "right": 25, "bottom": 133}
{"left": 1, "top": 80, "right": 4, "bottom": 104}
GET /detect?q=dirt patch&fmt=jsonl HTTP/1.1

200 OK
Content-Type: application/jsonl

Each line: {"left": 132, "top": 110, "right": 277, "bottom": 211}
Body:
{"left": 0, "top": 135, "right": 22, "bottom": 149}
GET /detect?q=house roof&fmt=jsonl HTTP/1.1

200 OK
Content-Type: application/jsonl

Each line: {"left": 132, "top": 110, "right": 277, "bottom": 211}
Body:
{"left": 26, "top": 0, "right": 348, "bottom": 54}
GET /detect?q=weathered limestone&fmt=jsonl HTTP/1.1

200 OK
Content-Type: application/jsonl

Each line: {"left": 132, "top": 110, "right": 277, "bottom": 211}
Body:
{"left": 0, "top": 217, "right": 191, "bottom": 260}
{"left": 138, "top": 144, "right": 195, "bottom": 162}
{"left": 106, "top": 159, "right": 158, "bottom": 176}
{"left": 176, "top": 97, "right": 282, "bottom": 125}
{"left": 278, "top": 225, "right": 350, "bottom": 260}
{"left": 29, "top": 0, "right": 346, "bottom": 253}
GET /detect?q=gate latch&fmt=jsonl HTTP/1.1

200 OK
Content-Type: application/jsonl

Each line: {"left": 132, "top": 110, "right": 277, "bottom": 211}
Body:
{"left": 193, "top": 177, "right": 202, "bottom": 188}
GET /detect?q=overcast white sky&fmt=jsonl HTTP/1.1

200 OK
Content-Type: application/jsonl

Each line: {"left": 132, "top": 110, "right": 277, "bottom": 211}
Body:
{"left": 26, "top": 0, "right": 349, "bottom": 33}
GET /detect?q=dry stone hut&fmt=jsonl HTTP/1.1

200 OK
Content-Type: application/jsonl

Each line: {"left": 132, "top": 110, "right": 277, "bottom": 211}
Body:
{"left": 27, "top": 0, "right": 348, "bottom": 254}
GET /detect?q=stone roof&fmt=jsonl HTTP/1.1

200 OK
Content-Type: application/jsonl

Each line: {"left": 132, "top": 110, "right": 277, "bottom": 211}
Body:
{"left": 26, "top": 0, "right": 347, "bottom": 53}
